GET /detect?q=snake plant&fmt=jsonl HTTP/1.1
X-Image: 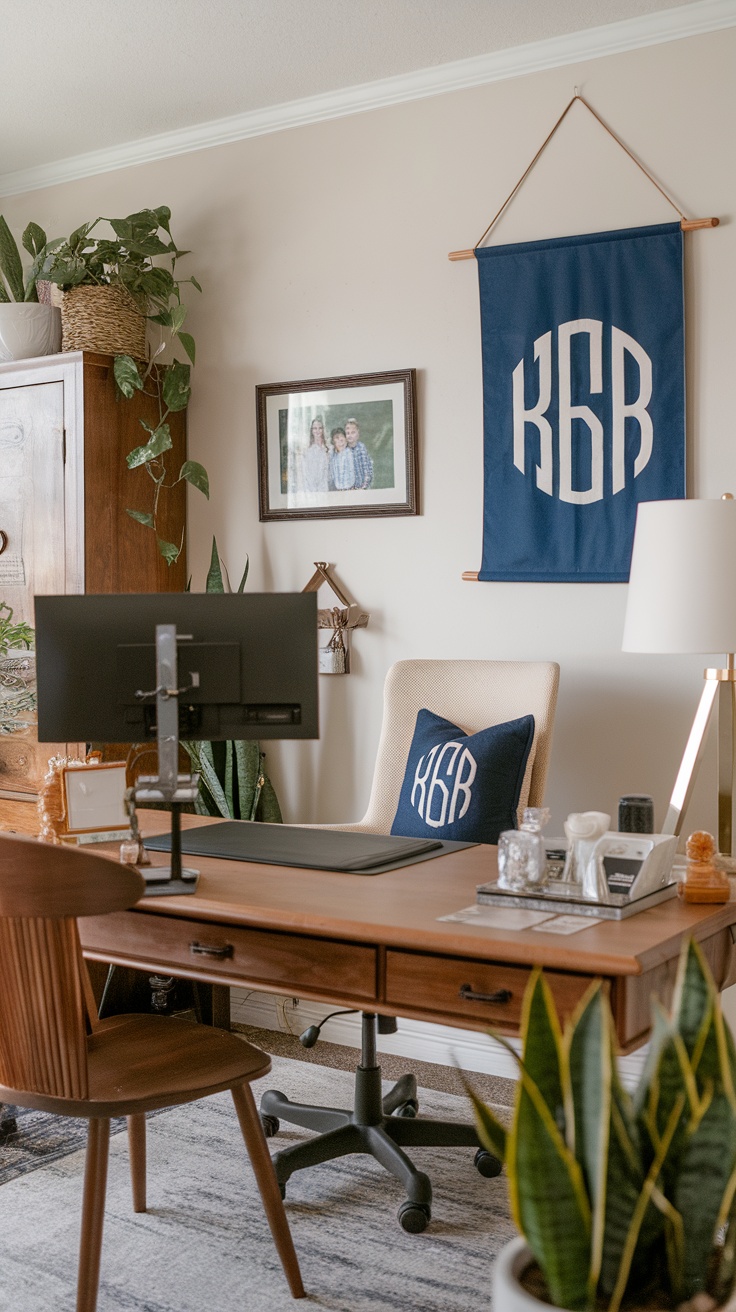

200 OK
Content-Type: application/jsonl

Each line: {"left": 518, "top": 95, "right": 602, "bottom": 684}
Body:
{"left": 181, "top": 538, "right": 281, "bottom": 824}
{"left": 469, "top": 938, "right": 736, "bottom": 1311}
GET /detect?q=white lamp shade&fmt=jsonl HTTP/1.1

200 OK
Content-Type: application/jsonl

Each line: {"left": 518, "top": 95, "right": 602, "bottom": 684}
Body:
{"left": 622, "top": 498, "right": 736, "bottom": 654}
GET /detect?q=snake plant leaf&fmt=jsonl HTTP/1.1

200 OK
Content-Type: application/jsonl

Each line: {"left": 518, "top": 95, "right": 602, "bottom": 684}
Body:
{"left": 234, "top": 740, "right": 261, "bottom": 821}
{"left": 567, "top": 982, "right": 613, "bottom": 1297}
{"left": 672, "top": 938, "right": 718, "bottom": 1062}
{"left": 206, "top": 537, "right": 225, "bottom": 594}
{"left": 508, "top": 1061, "right": 591, "bottom": 1312}
{"left": 608, "top": 1092, "right": 687, "bottom": 1312}
{"left": 0, "top": 277, "right": 9, "bottom": 303}
{"left": 21, "top": 222, "right": 47, "bottom": 258}
{"left": 186, "top": 739, "right": 230, "bottom": 816}
{"left": 713, "top": 1166, "right": 736, "bottom": 1305}
{"left": 464, "top": 1081, "right": 508, "bottom": 1161}
{"left": 674, "top": 1088, "right": 736, "bottom": 1297}
{"left": 520, "top": 970, "right": 567, "bottom": 1134}
{"left": 0, "top": 216, "right": 25, "bottom": 301}
{"left": 179, "top": 460, "right": 209, "bottom": 499}
{"left": 223, "top": 739, "right": 235, "bottom": 817}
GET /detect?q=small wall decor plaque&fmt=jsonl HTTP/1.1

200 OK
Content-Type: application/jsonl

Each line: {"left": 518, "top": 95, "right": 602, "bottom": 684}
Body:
{"left": 302, "top": 563, "right": 369, "bottom": 675}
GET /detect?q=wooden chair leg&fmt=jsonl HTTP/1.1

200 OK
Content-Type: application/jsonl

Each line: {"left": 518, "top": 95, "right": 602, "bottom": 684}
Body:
{"left": 230, "top": 1082, "right": 306, "bottom": 1300}
{"left": 126, "top": 1113, "right": 147, "bottom": 1212}
{"left": 76, "top": 1117, "right": 111, "bottom": 1312}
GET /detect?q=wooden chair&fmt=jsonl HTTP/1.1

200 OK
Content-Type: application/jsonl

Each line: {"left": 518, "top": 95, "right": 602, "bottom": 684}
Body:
{"left": 0, "top": 833, "right": 305, "bottom": 1310}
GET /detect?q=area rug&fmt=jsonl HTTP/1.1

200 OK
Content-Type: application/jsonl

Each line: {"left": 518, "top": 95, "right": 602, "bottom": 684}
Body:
{"left": 0, "top": 1054, "right": 514, "bottom": 1312}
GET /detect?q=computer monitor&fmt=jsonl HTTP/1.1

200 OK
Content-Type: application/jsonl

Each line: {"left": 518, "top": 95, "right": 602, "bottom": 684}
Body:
{"left": 34, "top": 592, "right": 319, "bottom": 745}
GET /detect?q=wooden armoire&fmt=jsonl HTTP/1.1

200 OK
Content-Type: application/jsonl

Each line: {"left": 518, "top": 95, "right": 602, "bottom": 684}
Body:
{"left": 0, "top": 350, "right": 187, "bottom": 816}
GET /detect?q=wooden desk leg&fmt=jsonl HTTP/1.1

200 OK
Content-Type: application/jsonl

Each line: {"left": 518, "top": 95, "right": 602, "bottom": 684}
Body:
{"left": 193, "top": 982, "right": 231, "bottom": 1030}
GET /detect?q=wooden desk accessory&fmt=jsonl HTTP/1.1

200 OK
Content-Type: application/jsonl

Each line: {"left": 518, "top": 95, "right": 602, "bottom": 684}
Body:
{"left": 679, "top": 830, "right": 731, "bottom": 904}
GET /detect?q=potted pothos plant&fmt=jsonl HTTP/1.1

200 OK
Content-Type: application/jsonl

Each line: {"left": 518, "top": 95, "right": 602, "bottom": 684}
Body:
{"left": 468, "top": 938, "right": 736, "bottom": 1312}
{"left": 39, "top": 207, "right": 208, "bottom": 565}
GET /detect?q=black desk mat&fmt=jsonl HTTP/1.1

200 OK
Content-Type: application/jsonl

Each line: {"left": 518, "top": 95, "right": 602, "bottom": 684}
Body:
{"left": 144, "top": 821, "right": 476, "bottom": 875}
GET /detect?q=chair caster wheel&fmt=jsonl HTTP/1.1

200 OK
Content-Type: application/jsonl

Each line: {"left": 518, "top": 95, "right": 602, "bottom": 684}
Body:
{"left": 394, "top": 1099, "right": 419, "bottom": 1118}
{"left": 260, "top": 1113, "right": 280, "bottom": 1138}
{"left": 474, "top": 1147, "right": 502, "bottom": 1178}
{"left": 398, "top": 1200, "right": 431, "bottom": 1233}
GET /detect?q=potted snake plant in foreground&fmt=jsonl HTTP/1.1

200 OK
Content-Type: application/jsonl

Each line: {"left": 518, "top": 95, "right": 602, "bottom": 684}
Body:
{"left": 469, "top": 939, "right": 736, "bottom": 1312}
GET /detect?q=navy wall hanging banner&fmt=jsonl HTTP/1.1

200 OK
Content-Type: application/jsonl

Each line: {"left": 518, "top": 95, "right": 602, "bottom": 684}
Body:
{"left": 476, "top": 221, "right": 685, "bottom": 582}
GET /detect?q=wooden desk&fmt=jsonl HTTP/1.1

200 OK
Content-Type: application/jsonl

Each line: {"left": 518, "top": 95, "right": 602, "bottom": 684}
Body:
{"left": 78, "top": 814, "right": 736, "bottom": 1053}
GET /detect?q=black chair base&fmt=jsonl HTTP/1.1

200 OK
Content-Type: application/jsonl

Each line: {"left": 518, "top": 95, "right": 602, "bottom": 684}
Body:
{"left": 260, "top": 1014, "right": 501, "bottom": 1233}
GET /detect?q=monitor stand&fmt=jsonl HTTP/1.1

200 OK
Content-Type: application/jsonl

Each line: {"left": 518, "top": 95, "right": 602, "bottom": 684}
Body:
{"left": 132, "top": 622, "right": 200, "bottom": 893}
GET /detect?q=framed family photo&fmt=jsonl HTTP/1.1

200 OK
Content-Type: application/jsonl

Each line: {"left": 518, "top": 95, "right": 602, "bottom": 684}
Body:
{"left": 256, "top": 369, "right": 418, "bottom": 521}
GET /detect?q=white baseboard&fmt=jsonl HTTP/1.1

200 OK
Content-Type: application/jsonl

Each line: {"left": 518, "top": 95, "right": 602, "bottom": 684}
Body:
{"left": 230, "top": 989, "right": 648, "bottom": 1090}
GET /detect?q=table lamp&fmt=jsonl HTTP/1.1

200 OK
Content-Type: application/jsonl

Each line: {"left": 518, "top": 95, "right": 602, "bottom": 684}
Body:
{"left": 622, "top": 495, "right": 736, "bottom": 856}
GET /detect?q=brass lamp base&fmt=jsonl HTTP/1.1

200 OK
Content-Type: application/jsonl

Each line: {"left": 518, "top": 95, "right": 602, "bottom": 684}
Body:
{"left": 662, "top": 657, "right": 736, "bottom": 857}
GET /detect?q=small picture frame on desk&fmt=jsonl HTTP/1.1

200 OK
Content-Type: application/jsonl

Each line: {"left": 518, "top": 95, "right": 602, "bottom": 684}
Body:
{"left": 256, "top": 368, "right": 418, "bottom": 521}
{"left": 59, "top": 761, "right": 129, "bottom": 843}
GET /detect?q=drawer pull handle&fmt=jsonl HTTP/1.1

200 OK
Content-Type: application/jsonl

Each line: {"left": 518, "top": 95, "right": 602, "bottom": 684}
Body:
{"left": 0, "top": 531, "right": 7, "bottom": 556}
{"left": 190, "top": 941, "right": 234, "bottom": 960}
{"left": 459, "top": 983, "right": 512, "bottom": 1005}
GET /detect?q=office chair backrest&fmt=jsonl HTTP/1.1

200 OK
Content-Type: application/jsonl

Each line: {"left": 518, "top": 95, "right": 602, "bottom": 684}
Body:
{"left": 0, "top": 835, "right": 143, "bottom": 1100}
{"left": 360, "top": 659, "right": 560, "bottom": 834}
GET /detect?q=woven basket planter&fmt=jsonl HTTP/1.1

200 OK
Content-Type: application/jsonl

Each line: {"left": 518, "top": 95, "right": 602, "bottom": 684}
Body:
{"left": 60, "top": 284, "right": 147, "bottom": 359}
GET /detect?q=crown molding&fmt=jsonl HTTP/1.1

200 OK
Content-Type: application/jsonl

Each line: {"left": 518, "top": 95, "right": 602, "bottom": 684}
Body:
{"left": 1, "top": 0, "right": 734, "bottom": 198}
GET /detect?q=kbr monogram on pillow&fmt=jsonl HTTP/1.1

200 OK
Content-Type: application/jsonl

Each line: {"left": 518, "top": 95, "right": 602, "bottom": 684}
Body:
{"left": 410, "top": 741, "right": 477, "bottom": 828}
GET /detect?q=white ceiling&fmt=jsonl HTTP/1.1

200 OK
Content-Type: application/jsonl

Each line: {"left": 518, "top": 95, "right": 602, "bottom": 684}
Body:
{"left": 0, "top": 0, "right": 724, "bottom": 181}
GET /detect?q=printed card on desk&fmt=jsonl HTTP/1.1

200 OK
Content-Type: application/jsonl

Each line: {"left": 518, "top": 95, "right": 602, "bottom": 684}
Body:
{"left": 531, "top": 914, "right": 603, "bottom": 935}
{"left": 439, "top": 905, "right": 553, "bottom": 931}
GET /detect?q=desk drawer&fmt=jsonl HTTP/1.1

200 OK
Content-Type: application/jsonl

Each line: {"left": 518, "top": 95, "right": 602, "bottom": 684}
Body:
{"left": 80, "top": 910, "right": 377, "bottom": 1003}
{"left": 385, "top": 950, "right": 591, "bottom": 1028}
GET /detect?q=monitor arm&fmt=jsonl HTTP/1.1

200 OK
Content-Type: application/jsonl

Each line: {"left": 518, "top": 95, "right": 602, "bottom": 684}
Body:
{"left": 132, "top": 623, "right": 200, "bottom": 884}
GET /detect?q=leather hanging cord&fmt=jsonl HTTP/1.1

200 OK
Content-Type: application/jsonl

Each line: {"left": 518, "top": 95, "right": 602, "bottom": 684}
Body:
{"left": 449, "top": 92, "right": 717, "bottom": 261}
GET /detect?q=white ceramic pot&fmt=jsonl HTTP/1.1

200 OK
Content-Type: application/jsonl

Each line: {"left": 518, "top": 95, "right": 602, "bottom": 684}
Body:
{"left": 0, "top": 303, "right": 62, "bottom": 363}
{"left": 493, "top": 1237, "right": 736, "bottom": 1311}
{"left": 493, "top": 1238, "right": 555, "bottom": 1311}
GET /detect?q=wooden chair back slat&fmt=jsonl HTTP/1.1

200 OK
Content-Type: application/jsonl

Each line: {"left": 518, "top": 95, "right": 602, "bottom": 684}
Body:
{"left": 0, "top": 917, "right": 89, "bottom": 1098}
{"left": 0, "top": 834, "right": 143, "bottom": 1102}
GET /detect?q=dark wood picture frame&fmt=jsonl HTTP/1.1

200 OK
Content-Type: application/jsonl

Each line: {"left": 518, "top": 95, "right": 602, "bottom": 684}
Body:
{"left": 256, "top": 368, "right": 418, "bottom": 521}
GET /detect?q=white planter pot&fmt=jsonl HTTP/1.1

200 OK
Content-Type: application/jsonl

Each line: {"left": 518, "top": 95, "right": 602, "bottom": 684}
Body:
{"left": 493, "top": 1238, "right": 557, "bottom": 1311}
{"left": 0, "top": 303, "right": 61, "bottom": 363}
{"left": 493, "top": 1236, "right": 736, "bottom": 1311}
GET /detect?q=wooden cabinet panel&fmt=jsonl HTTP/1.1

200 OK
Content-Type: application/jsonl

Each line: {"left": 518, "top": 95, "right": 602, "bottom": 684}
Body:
{"left": 385, "top": 948, "right": 591, "bottom": 1030}
{"left": 0, "top": 350, "right": 188, "bottom": 801}
{"left": 0, "top": 380, "right": 66, "bottom": 795}
{"left": 80, "top": 910, "right": 379, "bottom": 1004}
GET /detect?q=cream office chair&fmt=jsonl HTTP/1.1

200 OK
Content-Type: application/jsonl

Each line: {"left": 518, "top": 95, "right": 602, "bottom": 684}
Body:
{"left": 261, "top": 658, "right": 560, "bottom": 1233}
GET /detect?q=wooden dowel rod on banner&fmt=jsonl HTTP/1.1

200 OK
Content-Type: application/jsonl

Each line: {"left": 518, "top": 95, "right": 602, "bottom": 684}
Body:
{"left": 462, "top": 571, "right": 480, "bottom": 581}
{"left": 449, "top": 217, "right": 718, "bottom": 260}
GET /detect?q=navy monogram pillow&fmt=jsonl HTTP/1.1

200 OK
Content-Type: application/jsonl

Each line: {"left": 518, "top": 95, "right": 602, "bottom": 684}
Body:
{"left": 390, "top": 708, "right": 535, "bottom": 846}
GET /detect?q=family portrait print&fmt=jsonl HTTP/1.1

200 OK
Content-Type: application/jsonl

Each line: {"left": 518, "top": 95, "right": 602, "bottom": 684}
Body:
{"left": 256, "top": 370, "right": 418, "bottom": 521}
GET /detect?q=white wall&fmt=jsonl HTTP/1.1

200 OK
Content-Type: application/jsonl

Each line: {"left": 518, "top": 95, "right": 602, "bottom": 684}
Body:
{"left": 4, "top": 27, "right": 735, "bottom": 834}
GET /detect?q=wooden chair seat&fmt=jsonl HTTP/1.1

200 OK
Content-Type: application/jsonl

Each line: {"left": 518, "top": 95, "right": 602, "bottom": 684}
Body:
{"left": 0, "top": 1014, "right": 271, "bottom": 1117}
{"left": 0, "top": 832, "right": 305, "bottom": 1309}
